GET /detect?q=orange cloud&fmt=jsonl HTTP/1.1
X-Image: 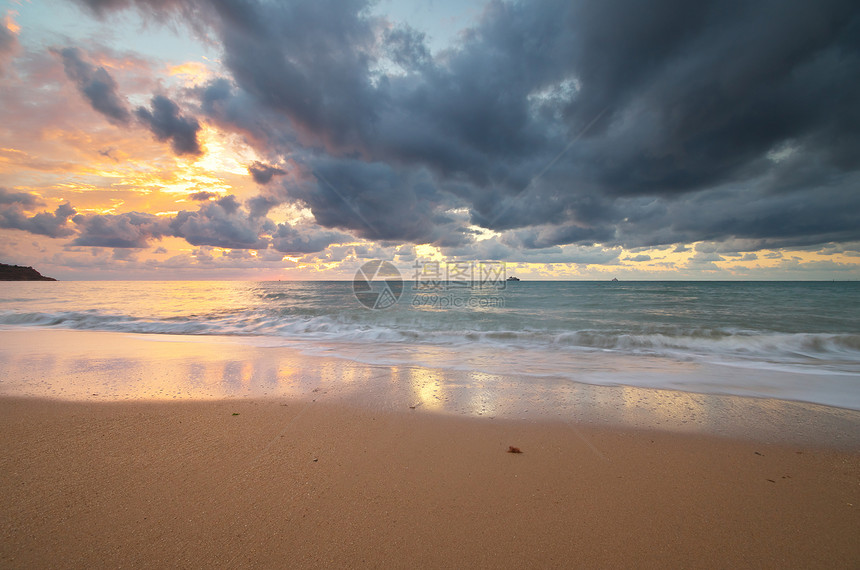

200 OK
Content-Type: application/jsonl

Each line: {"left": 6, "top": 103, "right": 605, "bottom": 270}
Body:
{"left": 3, "top": 12, "right": 20, "bottom": 34}
{"left": 167, "top": 61, "right": 212, "bottom": 85}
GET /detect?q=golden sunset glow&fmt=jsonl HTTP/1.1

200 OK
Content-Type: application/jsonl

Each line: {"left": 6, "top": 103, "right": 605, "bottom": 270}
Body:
{"left": 167, "top": 61, "right": 213, "bottom": 83}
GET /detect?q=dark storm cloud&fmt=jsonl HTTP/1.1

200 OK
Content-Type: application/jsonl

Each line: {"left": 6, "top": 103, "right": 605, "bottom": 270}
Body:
{"left": 442, "top": 237, "right": 622, "bottom": 265}
{"left": 0, "top": 184, "right": 357, "bottom": 254}
{"left": 0, "top": 196, "right": 76, "bottom": 238}
{"left": 197, "top": 78, "right": 296, "bottom": 150}
{"left": 383, "top": 25, "right": 431, "bottom": 71}
{"left": 248, "top": 162, "right": 286, "bottom": 185}
{"left": 0, "top": 188, "right": 39, "bottom": 207}
{"left": 610, "top": 172, "right": 860, "bottom": 250}
{"left": 627, "top": 255, "right": 651, "bottom": 263}
{"left": 567, "top": 0, "right": 860, "bottom": 196}
{"left": 73, "top": 0, "right": 860, "bottom": 254}
{"left": 500, "top": 221, "right": 617, "bottom": 250}
{"left": 210, "top": 0, "right": 380, "bottom": 150}
{"left": 214, "top": 194, "right": 240, "bottom": 214}
{"left": 245, "top": 194, "right": 280, "bottom": 218}
{"left": 135, "top": 95, "right": 203, "bottom": 156}
{"left": 169, "top": 197, "right": 271, "bottom": 249}
{"left": 72, "top": 211, "right": 167, "bottom": 247}
{"left": 55, "top": 47, "right": 207, "bottom": 158}
{"left": 56, "top": 47, "right": 131, "bottom": 125}
{"left": 271, "top": 223, "right": 350, "bottom": 254}
{"left": 0, "top": 189, "right": 76, "bottom": 238}
{"left": 189, "top": 191, "right": 218, "bottom": 201}
{"left": 295, "top": 157, "right": 472, "bottom": 246}
{"left": 71, "top": 198, "right": 272, "bottom": 249}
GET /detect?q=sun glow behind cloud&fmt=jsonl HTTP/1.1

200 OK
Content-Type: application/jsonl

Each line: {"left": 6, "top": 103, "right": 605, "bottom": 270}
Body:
{"left": 0, "top": 0, "right": 858, "bottom": 280}
{"left": 191, "top": 126, "right": 262, "bottom": 179}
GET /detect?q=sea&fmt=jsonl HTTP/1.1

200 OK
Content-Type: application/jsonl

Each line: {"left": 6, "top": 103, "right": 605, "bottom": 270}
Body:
{"left": 1, "top": 280, "right": 859, "bottom": 411}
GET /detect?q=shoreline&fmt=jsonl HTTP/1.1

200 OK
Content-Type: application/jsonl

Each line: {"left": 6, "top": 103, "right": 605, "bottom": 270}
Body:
{"left": 2, "top": 321, "right": 858, "bottom": 412}
{"left": 1, "top": 328, "right": 859, "bottom": 448}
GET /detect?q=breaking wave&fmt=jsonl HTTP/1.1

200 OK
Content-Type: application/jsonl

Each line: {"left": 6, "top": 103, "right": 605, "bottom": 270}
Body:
{"left": 2, "top": 309, "right": 859, "bottom": 374}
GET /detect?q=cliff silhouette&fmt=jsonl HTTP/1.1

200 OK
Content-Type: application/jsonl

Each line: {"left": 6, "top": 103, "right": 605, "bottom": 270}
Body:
{"left": 0, "top": 263, "right": 57, "bottom": 281}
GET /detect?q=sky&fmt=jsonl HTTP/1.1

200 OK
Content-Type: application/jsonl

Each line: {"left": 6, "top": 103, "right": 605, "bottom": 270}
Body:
{"left": 0, "top": 0, "right": 858, "bottom": 280}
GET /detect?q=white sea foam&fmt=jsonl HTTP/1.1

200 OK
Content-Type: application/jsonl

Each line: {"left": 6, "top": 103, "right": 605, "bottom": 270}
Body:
{"left": 1, "top": 280, "right": 859, "bottom": 409}
{"left": 2, "top": 309, "right": 858, "bottom": 371}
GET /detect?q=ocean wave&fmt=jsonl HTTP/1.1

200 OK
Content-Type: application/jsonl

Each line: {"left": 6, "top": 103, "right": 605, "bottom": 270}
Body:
{"left": 2, "top": 309, "right": 859, "bottom": 370}
{"left": 550, "top": 329, "right": 860, "bottom": 358}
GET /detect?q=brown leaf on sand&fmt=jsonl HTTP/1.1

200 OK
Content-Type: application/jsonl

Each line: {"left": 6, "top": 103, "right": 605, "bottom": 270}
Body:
{"left": 507, "top": 446, "right": 523, "bottom": 454}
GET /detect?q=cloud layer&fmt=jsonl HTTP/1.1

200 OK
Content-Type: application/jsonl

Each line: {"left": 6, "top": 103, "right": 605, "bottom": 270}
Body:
{"left": 57, "top": 47, "right": 132, "bottom": 126}
{"left": 57, "top": 48, "right": 202, "bottom": 156}
{"left": 0, "top": 189, "right": 76, "bottom": 238}
{"left": 15, "top": 0, "right": 860, "bottom": 265}
{"left": 0, "top": 14, "right": 20, "bottom": 75}
{"left": 135, "top": 95, "right": 203, "bottom": 156}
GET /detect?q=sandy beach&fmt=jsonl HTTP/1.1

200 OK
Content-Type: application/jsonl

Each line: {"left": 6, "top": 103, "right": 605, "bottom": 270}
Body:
{"left": 1, "top": 329, "right": 859, "bottom": 568}
{"left": 4, "top": 0, "right": 860, "bottom": 563}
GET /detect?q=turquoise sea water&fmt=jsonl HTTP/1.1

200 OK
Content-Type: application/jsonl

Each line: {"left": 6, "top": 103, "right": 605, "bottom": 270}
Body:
{"left": 1, "top": 280, "right": 859, "bottom": 409}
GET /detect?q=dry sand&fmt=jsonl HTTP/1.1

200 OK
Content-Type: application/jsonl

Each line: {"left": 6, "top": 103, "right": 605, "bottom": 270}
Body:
{"left": 2, "top": 395, "right": 859, "bottom": 569}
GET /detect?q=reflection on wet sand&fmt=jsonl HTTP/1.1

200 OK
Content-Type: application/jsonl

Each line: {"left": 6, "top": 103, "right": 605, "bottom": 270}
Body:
{"left": 404, "top": 367, "right": 446, "bottom": 410}
{"left": 1, "top": 328, "right": 858, "bottom": 447}
{"left": 466, "top": 371, "right": 501, "bottom": 416}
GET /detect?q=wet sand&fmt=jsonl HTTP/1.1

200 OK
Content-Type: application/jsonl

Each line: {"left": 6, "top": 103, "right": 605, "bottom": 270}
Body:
{"left": 1, "top": 329, "right": 859, "bottom": 567}
{"left": 2, "top": 329, "right": 859, "bottom": 445}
